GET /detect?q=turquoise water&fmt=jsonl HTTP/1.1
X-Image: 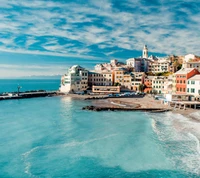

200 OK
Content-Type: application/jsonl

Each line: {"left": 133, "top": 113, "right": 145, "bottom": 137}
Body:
{"left": 0, "top": 79, "right": 60, "bottom": 93}
{"left": 0, "top": 96, "right": 200, "bottom": 177}
{"left": 1, "top": 80, "right": 200, "bottom": 177}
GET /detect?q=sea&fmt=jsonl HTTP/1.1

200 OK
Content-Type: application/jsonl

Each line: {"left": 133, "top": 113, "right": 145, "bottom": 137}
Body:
{"left": 1, "top": 79, "right": 200, "bottom": 177}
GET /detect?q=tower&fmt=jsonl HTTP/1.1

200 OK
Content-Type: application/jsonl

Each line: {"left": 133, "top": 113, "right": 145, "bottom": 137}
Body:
{"left": 142, "top": 45, "right": 148, "bottom": 58}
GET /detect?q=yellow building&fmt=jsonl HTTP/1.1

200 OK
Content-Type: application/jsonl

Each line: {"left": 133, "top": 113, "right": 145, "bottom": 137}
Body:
{"left": 114, "top": 70, "right": 131, "bottom": 89}
{"left": 88, "top": 71, "right": 114, "bottom": 86}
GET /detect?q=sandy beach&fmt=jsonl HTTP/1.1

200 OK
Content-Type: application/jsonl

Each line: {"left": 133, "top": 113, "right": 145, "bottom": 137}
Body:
{"left": 66, "top": 93, "right": 200, "bottom": 119}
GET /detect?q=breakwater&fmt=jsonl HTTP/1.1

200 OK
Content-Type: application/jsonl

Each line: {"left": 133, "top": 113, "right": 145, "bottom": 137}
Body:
{"left": 0, "top": 91, "right": 60, "bottom": 101}
{"left": 82, "top": 105, "right": 171, "bottom": 112}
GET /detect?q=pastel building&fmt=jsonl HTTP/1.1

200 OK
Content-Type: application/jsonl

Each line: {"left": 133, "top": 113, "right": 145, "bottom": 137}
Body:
{"left": 148, "top": 59, "right": 171, "bottom": 73}
{"left": 88, "top": 71, "right": 113, "bottom": 87}
{"left": 187, "top": 75, "right": 200, "bottom": 97}
{"left": 175, "top": 68, "right": 199, "bottom": 94}
{"left": 126, "top": 58, "right": 149, "bottom": 72}
{"left": 95, "top": 59, "right": 126, "bottom": 72}
{"left": 60, "top": 65, "right": 88, "bottom": 93}
{"left": 114, "top": 69, "right": 132, "bottom": 89}
{"left": 172, "top": 74, "right": 177, "bottom": 94}
{"left": 152, "top": 76, "right": 168, "bottom": 94}
{"left": 182, "top": 54, "right": 200, "bottom": 71}
{"left": 144, "top": 76, "right": 154, "bottom": 93}
{"left": 130, "top": 72, "right": 145, "bottom": 91}
{"left": 163, "top": 75, "right": 173, "bottom": 94}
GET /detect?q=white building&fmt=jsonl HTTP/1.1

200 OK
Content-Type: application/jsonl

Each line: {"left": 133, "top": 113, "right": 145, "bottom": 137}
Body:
{"left": 148, "top": 59, "right": 171, "bottom": 73}
{"left": 182, "top": 54, "right": 200, "bottom": 72}
{"left": 187, "top": 75, "right": 200, "bottom": 96}
{"left": 126, "top": 58, "right": 149, "bottom": 72}
{"left": 143, "top": 45, "right": 148, "bottom": 58}
{"left": 95, "top": 59, "right": 126, "bottom": 72}
{"left": 152, "top": 76, "right": 168, "bottom": 94}
{"left": 184, "top": 54, "right": 196, "bottom": 62}
{"left": 163, "top": 75, "right": 173, "bottom": 94}
{"left": 60, "top": 65, "right": 88, "bottom": 93}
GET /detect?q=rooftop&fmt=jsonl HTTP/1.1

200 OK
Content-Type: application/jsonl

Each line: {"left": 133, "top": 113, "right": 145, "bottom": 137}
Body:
{"left": 175, "top": 68, "right": 195, "bottom": 74}
{"left": 188, "top": 74, "right": 200, "bottom": 81}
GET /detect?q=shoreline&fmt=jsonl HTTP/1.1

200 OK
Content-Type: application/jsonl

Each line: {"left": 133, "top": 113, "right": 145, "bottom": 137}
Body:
{"left": 66, "top": 94, "right": 200, "bottom": 120}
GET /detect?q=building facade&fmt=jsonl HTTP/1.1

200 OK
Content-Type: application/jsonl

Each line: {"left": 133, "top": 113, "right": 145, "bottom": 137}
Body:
{"left": 88, "top": 71, "right": 113, "bottom": 87}
{"left": 152, "top": 76, "right": 168, "bottom": 94}
{"left": 60, "top": 65, "right": 88, "bottom": 93}
{"left": 187, "top": 75, "right": 200, "bottom": 97}
{"left": 130, "top": 72, "right": 145, "bottom": 91}
{"left": 175, "top": 68, "right": 200, "bottom": 94}
{"left": 148, "top": 60, "right": 171, "bottom": 73}
{"left": 114, "top": 69, "right": 132, "bottom": 89}
{"left": 144, "top": 76, "right": 154, "bottom": 93}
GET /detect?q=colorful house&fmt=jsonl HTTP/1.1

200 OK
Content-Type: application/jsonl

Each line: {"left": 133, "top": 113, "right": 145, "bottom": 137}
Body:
{"left": 175, "top": 68, "right": 199, "bottom": 94}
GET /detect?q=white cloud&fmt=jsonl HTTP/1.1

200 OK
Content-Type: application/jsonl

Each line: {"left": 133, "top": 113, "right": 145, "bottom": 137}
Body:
{"left": 0, "top": 0, "right": 199, "bottom": 60}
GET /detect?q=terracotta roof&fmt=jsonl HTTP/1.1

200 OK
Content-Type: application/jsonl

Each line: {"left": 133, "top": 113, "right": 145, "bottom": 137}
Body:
{"left": 175, "top": 68, "right": 195, "bottom": 74}
{"left": 188, "top": 74, "right": 200, "bottom": 81}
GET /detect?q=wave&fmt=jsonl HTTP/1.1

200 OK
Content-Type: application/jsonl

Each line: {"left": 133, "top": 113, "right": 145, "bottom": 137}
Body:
{"left": 110, "top": 101, "right": 126, "bottom": 107}
{"left": 22, "top": 133, "right": 118, "bottom": 176}
{"left": 188, "top": 132, "right": 200, "bottom": 155}
{"left": 149, "top": 112, "right": 200, "bottom": 175}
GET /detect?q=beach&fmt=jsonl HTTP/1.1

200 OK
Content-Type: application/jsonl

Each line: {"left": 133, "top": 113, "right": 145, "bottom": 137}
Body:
{"left": 67, "top": 93, "right": 199, "bottom": 116}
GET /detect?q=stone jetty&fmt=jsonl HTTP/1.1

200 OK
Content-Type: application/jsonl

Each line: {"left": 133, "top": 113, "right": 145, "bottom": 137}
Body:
{"left": 0, "top": 91, "right": 59, "bottom": 101}
{"left": 82, "top": 105, "right": 171, "bottom": 112}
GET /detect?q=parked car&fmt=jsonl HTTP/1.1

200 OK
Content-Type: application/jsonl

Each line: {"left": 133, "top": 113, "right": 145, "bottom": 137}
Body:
{"left": 75, "top": 91, "right": 85, "bottom": 95}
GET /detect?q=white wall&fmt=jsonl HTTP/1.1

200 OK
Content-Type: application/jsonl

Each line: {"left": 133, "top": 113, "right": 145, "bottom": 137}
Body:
{"left": 187, "top": 80, "right": 200, "bottom": 96}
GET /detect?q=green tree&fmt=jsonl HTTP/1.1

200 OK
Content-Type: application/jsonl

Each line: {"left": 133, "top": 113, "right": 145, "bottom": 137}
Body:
{"left": 139, "top": 84, "right": 146, "bottom": 92}
{"left": 114, "top": 82, "right": 121, "bottom": 86}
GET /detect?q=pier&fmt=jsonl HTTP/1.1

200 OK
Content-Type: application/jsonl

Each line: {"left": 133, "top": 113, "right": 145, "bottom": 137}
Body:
{"left": 0, "top": 91, "right": 58, "bottom": 101}
{"left": 170, "top": 101, "right": 200, "bottom": 110}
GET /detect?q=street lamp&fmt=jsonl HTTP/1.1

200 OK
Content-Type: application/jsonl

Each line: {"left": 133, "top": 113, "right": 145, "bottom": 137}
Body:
{"left": 17, "top": 85, "right": 22, "bottom": 96}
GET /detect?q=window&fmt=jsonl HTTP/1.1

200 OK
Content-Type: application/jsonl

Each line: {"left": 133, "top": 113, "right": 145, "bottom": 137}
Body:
{"left": 183, "top": 88, "right": 185, "bottom": 92}
{"left": 191, "top": 88, "right": 195, "bottom": 93}
{"left": 187, "top": 88, "right": 189, "bottom": 92}
{"left": 191, "top": 81, "right": 195, "bottom": 85}
{"left": 188, "top": 81, "right": 190, "bottom": 84}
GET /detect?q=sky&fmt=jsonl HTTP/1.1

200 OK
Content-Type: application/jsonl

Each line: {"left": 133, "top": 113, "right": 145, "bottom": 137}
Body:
{"left": 0, "top": 0, "right": 199, "bottom": 78}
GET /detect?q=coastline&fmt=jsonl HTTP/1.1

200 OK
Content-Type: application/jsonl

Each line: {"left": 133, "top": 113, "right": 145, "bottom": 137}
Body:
{"left": 65, "top": 93, "right": 200, "bottom": 119}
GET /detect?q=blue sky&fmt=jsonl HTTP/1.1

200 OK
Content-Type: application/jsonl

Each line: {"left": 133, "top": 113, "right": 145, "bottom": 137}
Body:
{"left": 0, "top": 0, "right": 199, "bottom": 78}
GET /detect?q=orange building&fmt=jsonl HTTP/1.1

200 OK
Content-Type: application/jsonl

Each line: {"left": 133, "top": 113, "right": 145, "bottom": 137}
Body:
{"left": 144, "top": 76, "right": 154, "bottom": 93}
{"left": 175, "top": 68, "right": 199, "bottom": 94}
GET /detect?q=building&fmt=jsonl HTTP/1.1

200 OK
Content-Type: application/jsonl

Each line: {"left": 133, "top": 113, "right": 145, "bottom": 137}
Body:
{"left": 95, "top": 59, "right": 126, "bottom": 72}
{"left": 172, "top": 74, "right": 176, "bottom": 94}
{"left": 182, "top": 55, "right": 200, "bottom": 72}
{"left": 143, "top": 45, "right": 148, "bottom": 58}
{"left": 184, "top": 54, "right": 196, "bottom": 62}
{"left": 88, "top": 71, "right": 113, "bottom": 87}
{"left": 60, "top": 65, "right": 88, "bottom": 93}
{"left": 144, "top": 76, "right": 154, "bottom": 93}
{"left": 152, "top": 76, "right": 168, "bottom": 94}
{"left": 92, "top": 86, "right": 120, "bottom": 93}
{"left": 130, "top": 72, "right": 145, "bottom": 91}
{"left": 148, "top": 59, "right": 171, "bottom": 73}
{"left": 187, "top": 75, "right": 200, "bottom": 97}
{"left": 175, "top": 68, "right": 199, "bottom": 94}
{"left": 163, "top": 75, "right": 173, "bottom": 94}
{"left": 114, "top": 69, "right": 132, "bottom": 89}
{"left": 126, "top": 58, "right": 149, "bottom": 72}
